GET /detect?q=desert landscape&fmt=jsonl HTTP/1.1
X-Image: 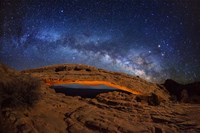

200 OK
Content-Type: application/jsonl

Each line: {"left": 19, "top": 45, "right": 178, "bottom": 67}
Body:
{"left": 1, "top": 0, "right": 200, "bottom": 133}
{"left": 0, "top": 63, "right": 200, "bottom": 133}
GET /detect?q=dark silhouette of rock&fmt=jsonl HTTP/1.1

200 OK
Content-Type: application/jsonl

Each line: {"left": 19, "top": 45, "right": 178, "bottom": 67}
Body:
{"left": 148, "top": 93, "right": 160, "bottom": 106}
{"left": 163, "top": 79, "right": 200, "bottom": 103}
{"left": 163, "top": 79, "right": 181, "bottom": 95}
{"left": 135, "top": 93, "right": 160, "bottom": 106}
{"left": 180, "top": 89, "right": 189, "bottom": 103}
{"left": 55, "top": 66, "right": 66, "bottom": 72}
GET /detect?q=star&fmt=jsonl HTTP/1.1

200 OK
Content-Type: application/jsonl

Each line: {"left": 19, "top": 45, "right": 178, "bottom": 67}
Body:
{"left": 0, "top": 0, "right": 199, "bottom": 83}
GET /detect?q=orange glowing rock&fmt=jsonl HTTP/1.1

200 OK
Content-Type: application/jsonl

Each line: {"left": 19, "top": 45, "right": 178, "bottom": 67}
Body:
{"left": 22, "top": 64, "right": 170, "bottom": 101}
{"left": 44, "top": 80, "right": 142, "bottom": 95}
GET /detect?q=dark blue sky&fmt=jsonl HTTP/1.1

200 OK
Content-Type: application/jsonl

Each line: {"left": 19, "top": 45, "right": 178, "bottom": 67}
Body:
{"left": 0, "top": 0, "right": 200, "bottom": 83}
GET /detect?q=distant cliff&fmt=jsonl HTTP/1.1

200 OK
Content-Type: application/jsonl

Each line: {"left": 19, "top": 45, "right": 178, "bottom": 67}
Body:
{"left": 163, "top": 79, "right": 200, "bottom": 103}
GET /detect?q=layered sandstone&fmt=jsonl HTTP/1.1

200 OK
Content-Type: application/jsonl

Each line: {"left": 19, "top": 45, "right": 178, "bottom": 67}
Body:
{"left": 1, "top": 63, "right": 200, "bottom": 133}
{"left": 22, "top": 64, "right": 170, "bottom": 101}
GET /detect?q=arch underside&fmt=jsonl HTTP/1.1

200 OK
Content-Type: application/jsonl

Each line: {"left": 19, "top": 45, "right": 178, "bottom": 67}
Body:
{"left": 44, "top": 80, "right": 142, "bottom": 95}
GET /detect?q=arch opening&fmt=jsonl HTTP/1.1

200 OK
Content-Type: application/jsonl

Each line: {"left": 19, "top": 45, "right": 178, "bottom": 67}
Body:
{"left": 50, "top": 84, "right": 130, "bottom": 98}
{"left": 45, "top": 80, "right": 142, "bottom": 96}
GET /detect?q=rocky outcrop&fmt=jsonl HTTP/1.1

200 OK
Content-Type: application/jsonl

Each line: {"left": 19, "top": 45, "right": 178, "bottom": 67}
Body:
{"left": 22, "top": 64, "right": 170, "bottom": 102}
{"left": 163, "top": 79, "right": 200, "bottom": 103}
{"left": 0, "top": 64, "right": 41, "bottom": 132}
{"left": 1, "top": 64, "right": 200, "bottom": 133}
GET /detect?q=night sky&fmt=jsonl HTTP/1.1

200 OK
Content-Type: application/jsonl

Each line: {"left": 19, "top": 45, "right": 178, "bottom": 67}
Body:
{"left": 0, "top": 0, "right": 200, "bottom": 83}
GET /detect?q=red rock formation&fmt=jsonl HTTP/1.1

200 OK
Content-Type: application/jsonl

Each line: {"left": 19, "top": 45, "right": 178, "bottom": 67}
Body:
{"left": 45, "top": 80, "right": 142, "bottom": 95}
{"left": 23, "top": 64, "right": 170, "bottom": 101}
{"left": 1, "top": 63, "right": 200, "bottom": 133}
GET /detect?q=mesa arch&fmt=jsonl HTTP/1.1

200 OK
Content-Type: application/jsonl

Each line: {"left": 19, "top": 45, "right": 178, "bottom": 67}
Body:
{"left": 22, "top": 64, "right": 170, "bottom": 101}
{"left": 44, "top": 79, "right": 142, "bottom": 95}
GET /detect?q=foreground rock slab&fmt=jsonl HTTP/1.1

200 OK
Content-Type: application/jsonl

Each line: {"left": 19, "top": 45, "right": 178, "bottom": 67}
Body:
{"left": 1, "top": 63, "right": 200, "bottom": 133}
{"left": 3, "top": 86, "right": 200, "bottom": 133}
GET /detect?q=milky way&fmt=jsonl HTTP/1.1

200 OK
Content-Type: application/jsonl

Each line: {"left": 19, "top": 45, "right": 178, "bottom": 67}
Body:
{"left": 1, "top": 0, "right": 200, "bottom": 83}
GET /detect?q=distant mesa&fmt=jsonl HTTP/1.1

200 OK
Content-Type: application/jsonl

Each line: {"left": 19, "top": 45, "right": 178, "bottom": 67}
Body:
{"left": 163, "top": 79, "right": 200, "bottom": 103}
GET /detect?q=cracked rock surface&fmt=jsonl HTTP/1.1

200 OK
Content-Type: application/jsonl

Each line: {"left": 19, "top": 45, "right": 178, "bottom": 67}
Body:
{"left": 4, "top": 87, "right": 200, "bottom": 133}
{"left": 1, "top": 64, "right": 200, "bottom": 133}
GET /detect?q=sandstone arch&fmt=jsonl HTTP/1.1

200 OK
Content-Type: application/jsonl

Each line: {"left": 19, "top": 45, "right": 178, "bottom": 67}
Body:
{"left": 22, "top": 64, "right": 170, "bottom": 101}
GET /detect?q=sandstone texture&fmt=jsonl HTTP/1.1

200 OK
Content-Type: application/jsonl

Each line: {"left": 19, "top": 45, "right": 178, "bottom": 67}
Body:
{"left": 1, "top": 64, "right": 200, "bottom": 133}
{"left": 22, "top": 64, "right": 170, "bottom": 101}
